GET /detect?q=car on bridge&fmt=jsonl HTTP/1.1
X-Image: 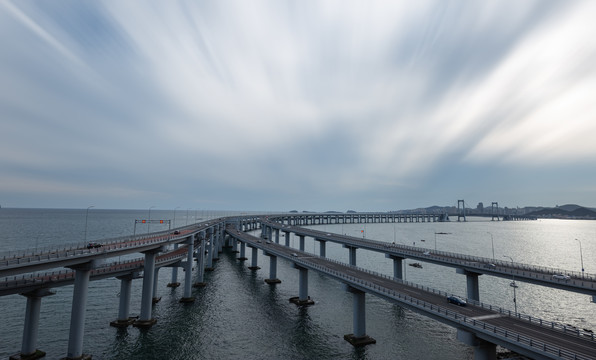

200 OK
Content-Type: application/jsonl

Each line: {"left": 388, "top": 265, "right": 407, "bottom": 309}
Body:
{"left": 552, "top": 274, "right": 570, "bottom": 281}
{"left": 447, "top": 295, "right": 467, "bottom": 306}
{"left": 86, "top": 242, "right": 103, "bottom": 249}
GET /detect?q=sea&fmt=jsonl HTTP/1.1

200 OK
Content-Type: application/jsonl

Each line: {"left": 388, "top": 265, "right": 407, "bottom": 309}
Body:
{"left": 0, "top": 208, "right": 595, "bottom": 360}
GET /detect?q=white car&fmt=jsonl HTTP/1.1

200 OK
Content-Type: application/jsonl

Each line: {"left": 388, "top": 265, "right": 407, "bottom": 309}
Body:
{"left": 423, "top": 251, "right": 430, "bottom": 255}
{"left": 552, "top": 274, "right": 570, "bottom": 281}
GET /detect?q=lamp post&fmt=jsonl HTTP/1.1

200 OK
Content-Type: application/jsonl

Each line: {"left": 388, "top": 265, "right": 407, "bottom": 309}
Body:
{"left": 174, "top": 206, "right": 180, "bottom": 228}
{"left": 148, "top": 206, "right": 155, "bottom": 234}
{"left": 487, "top": 232, "right": 495, "bottom": 261}
{"left": 504, "top": 255, "right": 518, "bottom": 314}
{"left": 575, "top": 238, "right": 585, "bottom": 279}
{"left": 84, "top": 205, "right": 94, "bottom": 242}
{"left": 186, "top": 208, "right": 190, "bottom": 225}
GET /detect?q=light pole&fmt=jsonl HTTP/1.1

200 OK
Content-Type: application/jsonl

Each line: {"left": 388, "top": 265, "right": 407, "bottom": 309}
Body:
{"left": 487, "top": 232, "right": 495, "bottom": 261}
{"left": 84, "top": 205, "right": 94, "bottom": 242}
{"left": 174, "top": 206, "right": 180, "bottom": 228}
{"left": 186, "top": 208, "right": 190, "bottom": 225}
{"left": 575, "top": 238, "right": 585, "bottom": 279}
{"left": 148, "top": 206, "right": 155, "bottom": 233}
{"left": 504, "top": 255, "right": 518, "bottom": 314}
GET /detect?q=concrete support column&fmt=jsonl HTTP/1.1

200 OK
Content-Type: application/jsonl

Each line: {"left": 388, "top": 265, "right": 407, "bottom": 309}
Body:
{"left": 457, "top": 329, "right": 496, "bottom": 360}
{"left": 212, "top": 226, "right": 220, "bottom": 261}
{"left": 344, "top": 245, "right": 357, "bottom": 266}
{"left": 152, "top": 268, "right": 161, "bottom": 303}
{"left": 194, "top": 239, "right": 207, "bottom": 287}
{"left": 289, "top": 265, "right": 314, "bottom": 305}
{"left": 232, "top": 236, "right": 239, "bottom": 253}
{"left": 457, "top": 269, "right": 480, "bottom": 302}
{"left": 205, "top": 230, "right": 214, "bottom": 271}
{"left": 134, "top": 251, "right": 158, "bottom": 328}
{"left": 181, "top": 237, "right": 195, "bottom": 303}
{"left": 386, "top": 254, "right": 404, "bottom": 280}
{"left": 284, "top": 231, "right": 290, "bottom": 246}
{"left": 168, "top": 243, "right": 180, "bottom": 287}
{"left": 275, "top": 229, "right": 280, "bottom": 244}
{"left": 15, "top": 289, "right": 54, "bottom": 359}
{"left": 110, "top": 274, "right": 136, "bottom": 328}
{"left": 298, "top": 235, "right": 305, "bottom": 251}
{"left": 66, "top": 267, "right": 92, "bottom": 359}
{"left": 317, "top": 239, "right": 327, "bottom": 258}
{"left": 248, "top": 246, "right": 260, "bottom": 270}
{"left": 344, "top": 286, "right": 376, "bottom": 346}
{"left": 238, "top": 241, "right": 247, "bottom": 261}
{"left": 264, "top": 253, "right": 281, "bottom": 284}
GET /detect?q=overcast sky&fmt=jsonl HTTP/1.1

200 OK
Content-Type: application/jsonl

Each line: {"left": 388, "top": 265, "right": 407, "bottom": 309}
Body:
{"left": 1, "top": 1, "right": 596, "bottom": 212}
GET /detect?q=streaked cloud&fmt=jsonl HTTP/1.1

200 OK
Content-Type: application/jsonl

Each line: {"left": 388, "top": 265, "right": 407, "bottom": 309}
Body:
{"left": 1, "top": 0, "right": 595, "bottom": 210}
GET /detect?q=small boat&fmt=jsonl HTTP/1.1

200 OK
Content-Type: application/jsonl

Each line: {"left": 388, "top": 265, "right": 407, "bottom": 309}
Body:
{"left": 409, "top": 262, "right": 423, "bottom": 268}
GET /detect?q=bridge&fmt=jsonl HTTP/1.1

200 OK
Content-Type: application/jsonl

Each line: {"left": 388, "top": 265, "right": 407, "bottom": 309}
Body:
{"left": 1, "top": 213, "right": 593, "bottom": 360}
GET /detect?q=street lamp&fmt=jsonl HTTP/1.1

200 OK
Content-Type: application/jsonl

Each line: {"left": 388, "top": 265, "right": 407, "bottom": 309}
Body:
{"left": 84, "top": 205, "right": 94, "bottom": 242}
{"left": 487, "top": 232, "right": 495, "bottom": 261}
{"left": 148, "top": 206, "right": 155, "bottom": 233}
{"left": 174, "top": 206, "right": 180, "bottom": 228}
{"left": 504, "top": 255, "right": 518, "bottom": 314}
{"left": 575, "top": 238, "right": 585, "bottom": 279}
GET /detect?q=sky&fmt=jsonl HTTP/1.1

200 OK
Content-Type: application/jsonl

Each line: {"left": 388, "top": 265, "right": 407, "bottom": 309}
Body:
{"left": 1, "top": 0, "right": 596, "bottom": 212}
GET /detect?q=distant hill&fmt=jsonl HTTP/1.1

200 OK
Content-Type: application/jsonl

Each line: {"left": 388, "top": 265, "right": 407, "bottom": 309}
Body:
{"left": 526, "top": 205, "right": 596, "bottom": 219}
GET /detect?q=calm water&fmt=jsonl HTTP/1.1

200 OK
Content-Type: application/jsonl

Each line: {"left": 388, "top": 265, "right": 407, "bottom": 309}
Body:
{"left": 1, "top": 208, "right": 595, "bottom": 359}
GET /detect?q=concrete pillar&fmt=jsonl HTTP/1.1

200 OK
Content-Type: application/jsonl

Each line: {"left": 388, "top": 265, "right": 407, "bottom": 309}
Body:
{"left": 457, "top": 329, "right": 497, "bottom": 360}
{"left": 284, "top": 231, "right": 290, "bottom": 247}
{"left": 205, "top": 230, "right": 214, "bottom": 271}
{"left": 194, "top": 238, "right": 207, "bottom": 287}
{"left": 110, "top": 274, "right": 136, "bottom": 327}
{"left": 212, "top": 227, "right": 220, "bottom": 261}
{"left": 16, "top": 289, "right": 54, "bottom": 358}
{"left": 289, "top": 265, "right": 314, "bottom": 305}
{"left": 275, "top": 229, "right": 280, "bottom": 244}
{"left": 344, "top": 286, "right": 376, "bottom": 346}
{"left": 152, "top": 267, "right": 161, "bottom": 303}
{"left": 316, "top": 239, "right": 326, "bottom": 257}
{"left": 66, "top": 266, "right": 92, "bottom": 359}
{"left": 386, "top": 254, "right": 404, "bottom": 280}
{"left": 238, "top": 241, "right": 247, "bottom": 261}
{"left": 248, "top": 246, "right": 260, "bottom": 270}
{"left": 344, "top": 245, "right": 357, "bottom": 266}
{"left": 168, "top": 243, "right": 180, "bottom": 287}
{"left": 180, "top": 237, "right": 195, "bottom": 302}
{"left": 457, "top": 268, "right": 480, "bottom": 301}
{"left": 298, "top": 235, "right": 305, "bottom": 251}
{"left": 264, "top": 253, "right": 281, "bottom": 284}
{"left": 134, "top": 251, "right": 158, "bottom": 328}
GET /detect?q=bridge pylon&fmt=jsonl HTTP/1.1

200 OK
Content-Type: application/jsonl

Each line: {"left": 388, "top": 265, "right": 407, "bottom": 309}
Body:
{"left": 491, "top": 202, "right": 499, "bottom": 221}
{"left": 457, "top": 200, "right": 466, "bottom": 222}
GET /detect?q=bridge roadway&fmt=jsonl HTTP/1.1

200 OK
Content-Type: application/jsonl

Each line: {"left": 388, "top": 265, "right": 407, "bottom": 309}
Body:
{"left": 0, "top": 246, "right": 188, "bottom": 296}
{"left": 260, "top": 218, "right": 596, "bottom": 298}
{"left": 226, "top": 227, "right": 596, "bottom": 360}
{"left": 0, "top": 220, "right": 223, "bottom": 278}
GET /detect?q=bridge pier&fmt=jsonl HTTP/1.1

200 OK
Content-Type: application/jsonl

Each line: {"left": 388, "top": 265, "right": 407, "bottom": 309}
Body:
{"left": 180, "top": 236, "right": 195, "bottom": 303}
{"left": 343, "top": 245, "right": 357, "bottom": 266}
{"left": 298, "top": 235, "right": 305, "bottom": 251}
{"left": 205, "top": 229, "right": 214, "bottom": 271}
{"left": 344, "top": 286, "right": 376, "bottom": 346}
{"left": 152, "top": 268, "right": 161, "bottom": 303}
{"left": 134, "top": 250, "right": 160, "bottom": 328}
{"left": 212, "top": 226, "right": 220, "bottom": 261}
{"left": 264, "top": 252, "right": 281, "bottom": 284}
{"left": 274, "top": 228, "right": 280, "bottom": 244}
{"left": 317, "top": 239, "right": 327, "bottom": 257}
{"left": 10, "top": 289, "right": 55, "bottom": 360}
{"left": 386, "top": 254, "right": 404, "bottom": 280}
{"left": 457, "top": 269, "right": 480, "bottom": 302}
{"left": 289, "top": 264, "right": 314, "bottom": 306}
{"left": 65, "top": 262, "right": 95, "bottom": 360}
{"left": 194, "top": 237, "right": 207, "bottom": 287}
{"left": 248, "top": 246, "right": 260, "bottom": 270}
{"left": 457, "top": 329, "right": 496, "bottom": 360}
{"left": 167, "top": 243, "right": 180, "bottom": 288}
{"left": 284, "top": 231, "right": 290, "bottom": 246}
{"left": 238, "top": 241, "right": 247, "bottom": 261}
{"left": 110, "top": 273, "right": 137, "bottom": 328}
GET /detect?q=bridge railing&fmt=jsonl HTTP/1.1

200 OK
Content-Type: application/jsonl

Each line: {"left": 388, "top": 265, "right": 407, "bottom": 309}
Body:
{"left": 297, "top": 258, "right": 594, "bottom": 360}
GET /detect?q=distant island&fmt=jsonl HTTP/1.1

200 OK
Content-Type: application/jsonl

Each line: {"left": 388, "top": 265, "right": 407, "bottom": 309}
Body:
{"left": 391, "top": 203, "right": 596, "bottom": 220}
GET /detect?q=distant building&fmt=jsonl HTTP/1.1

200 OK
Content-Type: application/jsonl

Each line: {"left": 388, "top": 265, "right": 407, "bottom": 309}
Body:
{"left": 477, "top": 202, "right": 484, "bottom": 214}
